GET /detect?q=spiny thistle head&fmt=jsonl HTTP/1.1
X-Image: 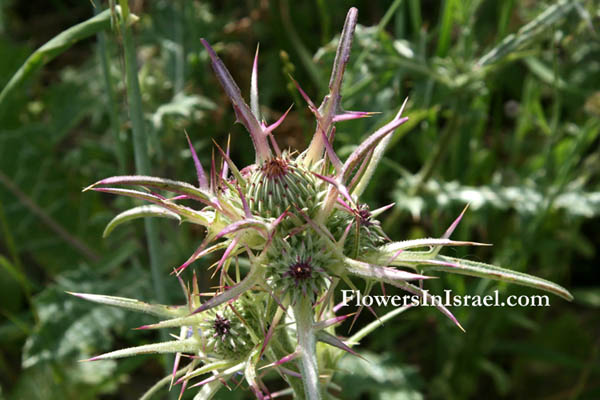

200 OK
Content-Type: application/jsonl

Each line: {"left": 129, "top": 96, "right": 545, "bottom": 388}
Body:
{"left": 328, "top": 204, "right": 388, "bottom": 256}
{"left": 198, "top": 301, "right": 255, "bottom": 360}
{"left": 266, "top": 234, "right": 331, "bottom": 304}
{"left": 247, "top": 152, "right": 320, "bottom": 219}
{"left": 75, "top": 7, "right": 572, "bottom": 399}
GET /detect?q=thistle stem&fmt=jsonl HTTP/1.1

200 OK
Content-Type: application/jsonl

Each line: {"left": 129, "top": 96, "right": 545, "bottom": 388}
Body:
{"left": 293, "top": 297, "right": 322, "bottom": 400}
{"left": 272, "top": 329, "right": 306, "bottom": 398}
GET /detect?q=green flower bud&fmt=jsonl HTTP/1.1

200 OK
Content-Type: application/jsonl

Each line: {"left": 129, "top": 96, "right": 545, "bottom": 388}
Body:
{"left": 328, "top": 205, "right": 387, "bottom": 256}
{"left": 247, "top": 154, "right": 320, "bottom": 219}
{"left": 199, "top": 301, "right": 255, "bottom": 360}
{"left": 265, "top": 232, "right": 332, "bottom": 304}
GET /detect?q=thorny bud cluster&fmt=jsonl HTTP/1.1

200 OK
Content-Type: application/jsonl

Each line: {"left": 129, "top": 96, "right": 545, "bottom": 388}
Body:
{"left": 72, "top": 7, "right": 572, "bottom": 400}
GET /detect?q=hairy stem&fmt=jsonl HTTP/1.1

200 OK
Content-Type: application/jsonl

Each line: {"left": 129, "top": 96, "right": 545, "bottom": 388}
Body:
{"left": 293, "top": 297, "right": 321, "bottom": 400}
{"left": 272, "top": 328, "right": 306, "bottom": 398}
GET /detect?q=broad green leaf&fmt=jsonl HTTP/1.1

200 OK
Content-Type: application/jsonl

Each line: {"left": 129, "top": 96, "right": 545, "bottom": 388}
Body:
{"left": 22, "top": 264, "right": 152, "bottom": 368}
{"left": 334, "top": 351, "right": 424, "bottom": 400}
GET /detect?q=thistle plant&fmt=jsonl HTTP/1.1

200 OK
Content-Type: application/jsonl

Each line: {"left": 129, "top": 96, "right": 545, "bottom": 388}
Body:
{"left": 71, "top": 8, "right": 572, "bottom": 400}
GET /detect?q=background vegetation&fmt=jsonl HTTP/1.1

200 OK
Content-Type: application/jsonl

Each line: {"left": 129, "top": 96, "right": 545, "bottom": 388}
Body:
{"left": 0, "top": 0, "right": 598, "bottom": 399}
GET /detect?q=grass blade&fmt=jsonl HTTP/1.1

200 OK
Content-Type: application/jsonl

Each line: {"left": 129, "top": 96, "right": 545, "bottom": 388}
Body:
{"left": 0, "top": 6, "right": 130, "bottom": 117}
{"left": 477, "top": 0, "right": 576, "bottom": 67}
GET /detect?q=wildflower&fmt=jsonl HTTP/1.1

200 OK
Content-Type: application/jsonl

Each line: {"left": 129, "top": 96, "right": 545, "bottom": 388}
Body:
{"left": 73, "top": 7, "right": 572, "bottom": 400}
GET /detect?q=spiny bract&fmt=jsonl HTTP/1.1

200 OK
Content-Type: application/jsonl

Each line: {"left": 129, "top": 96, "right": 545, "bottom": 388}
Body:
{"left": 73, "top": 7, "right": 572, "bottom": 400}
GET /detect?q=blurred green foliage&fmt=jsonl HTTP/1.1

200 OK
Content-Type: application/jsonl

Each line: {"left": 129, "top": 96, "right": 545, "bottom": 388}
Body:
{"left": 0, "top": 0, "right": 598, "bottom": 399}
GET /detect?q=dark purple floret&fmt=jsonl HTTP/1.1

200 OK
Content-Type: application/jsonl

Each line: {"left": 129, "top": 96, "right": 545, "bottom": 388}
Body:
{"left": 286, "top": 259, "right": 313, "bottom": 282}
{"left": 261, "top": 157, "right": 289, "bottom": 179}
{"left": 213, "top": 314, "right": 231, "bottom": 340}
{"left": 357, "top": 206, "right": 372, "bottom": 226}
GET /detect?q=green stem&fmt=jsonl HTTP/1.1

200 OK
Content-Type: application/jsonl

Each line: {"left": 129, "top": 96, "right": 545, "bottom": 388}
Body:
{"left": 93, "top": 2, "right": 125, "bottom": 173}
{"left": 119, "top": 2, "right": 166, "bottom": 304}
{"left": 408, "top": 0, "right": 422, "bottom": 38}
{"left": 171, "top": 0, "right": 185, "bottom": 94}
{"left": 0, "top": 8, "right": 120, "bottom": 118}
{"left": 293, "top": 297, "right": 321, "bottom": 400}
{"left": 280, "top": 0, "right": 323, "bottom": 91}
{"left": 272, "top": 327, "right": 306, "bottom": 398}
{"left": 411, "top": 107, "right": 461, "bottom": 196}
{"left": 0, "top": 211, "right": 38, "bottom": 322}
{"left": 118, "top": 1, "right": 172, "bottom": 389}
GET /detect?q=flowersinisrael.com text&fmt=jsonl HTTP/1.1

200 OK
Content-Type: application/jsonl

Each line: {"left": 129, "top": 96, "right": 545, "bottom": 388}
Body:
{"left": 340, "top": 289, "right": 551, "bottom": 308}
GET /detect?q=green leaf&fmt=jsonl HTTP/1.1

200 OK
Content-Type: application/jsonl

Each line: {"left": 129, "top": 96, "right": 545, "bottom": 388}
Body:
{"left": 102, "top": 205, "right": 182, "bottom": 237}
{"left": 67, "top": 292, "right": 187, "bottom": 318}
{"left": 477, "top": 0, "right": 575, "bottom": 67}
{"left": 423, "top": 255, "right": 573, "bottom": 301}
{"left": 151, "top": 92, "right": 216, "bottom": 130}
{"left": 86, "top": 175, "right": 214, "bottom": 204}
{"left": 394, "top": 178, "right": 600, "bottom": 218}
{"left": 22, "top": 265, "right": 152, "bottom": 368}
{"left": 87, "top": 338, "right": 198, "bottom": 361}
{"left": 22, "top": 291, "right": 126, "bottom": 368}
{"left": 90, "top": 187, "right": 212, "bottom": 225}
{"left": 334, "top": 351, "right": 424, "bottom": 400}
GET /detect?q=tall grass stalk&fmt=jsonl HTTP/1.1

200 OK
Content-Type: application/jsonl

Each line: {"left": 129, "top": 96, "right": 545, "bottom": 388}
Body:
{"left": 171, "top": 0, "right": 185, "bottom": 94}
{"left": 117, "top": 0, "right": 166, "bottom": 304}
{"left": 93, "top": 2, "right": 125, "bottom": 173}
{"left": 116, "top": 1, "right": 173, "bottom": 388}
